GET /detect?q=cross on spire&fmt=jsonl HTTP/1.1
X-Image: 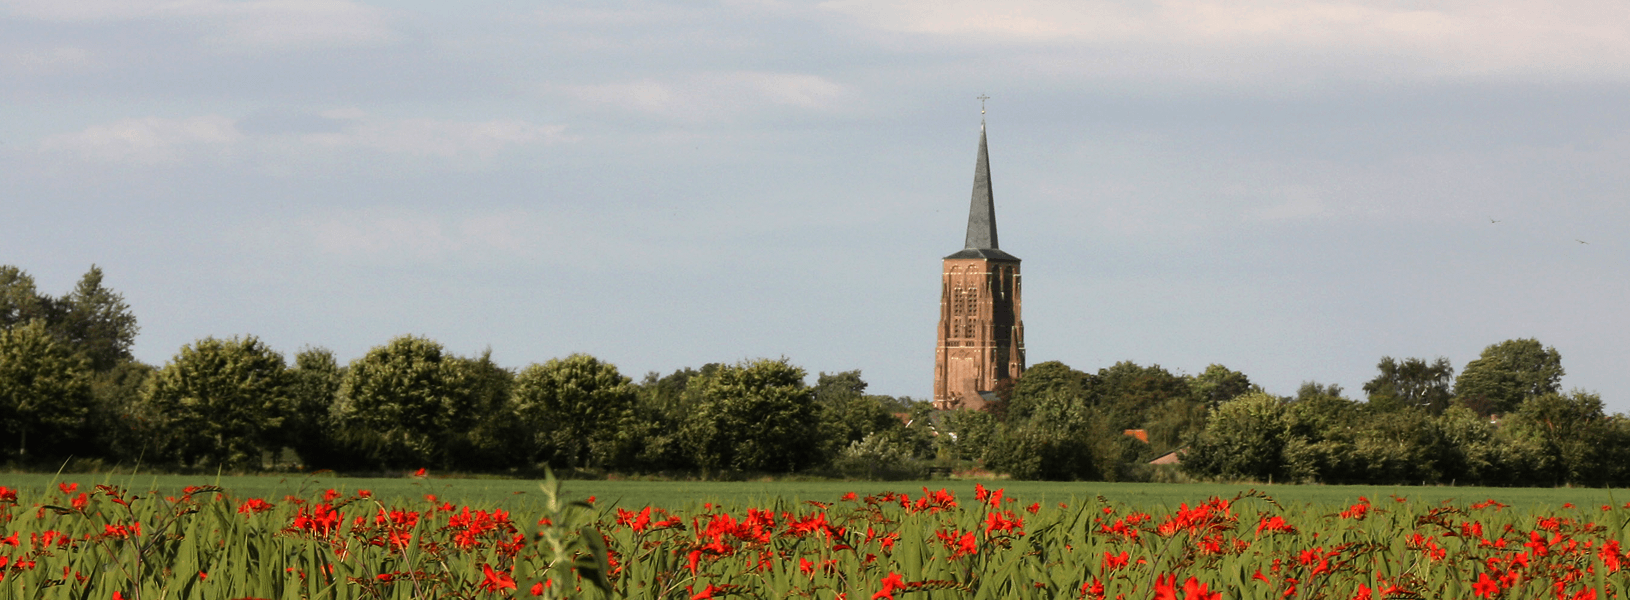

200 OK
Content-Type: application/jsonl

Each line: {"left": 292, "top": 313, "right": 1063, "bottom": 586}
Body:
{"left": 977, "top": 94, "right": 990, "bottom": 115}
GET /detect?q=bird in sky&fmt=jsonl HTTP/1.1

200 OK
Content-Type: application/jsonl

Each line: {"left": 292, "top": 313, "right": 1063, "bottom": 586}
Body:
{"left": 1577, "top": 239, "right": 1589, "bottom": 244}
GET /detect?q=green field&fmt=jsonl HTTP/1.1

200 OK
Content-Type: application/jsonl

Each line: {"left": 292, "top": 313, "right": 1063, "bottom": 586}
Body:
{"left": 2, "top": 471, "right": 1623, "bottom": 511}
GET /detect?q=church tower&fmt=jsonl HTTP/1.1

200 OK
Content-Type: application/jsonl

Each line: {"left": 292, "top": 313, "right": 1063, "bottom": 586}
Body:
{"left": 933, "top": 121, "right": 1025, "bottom": 410}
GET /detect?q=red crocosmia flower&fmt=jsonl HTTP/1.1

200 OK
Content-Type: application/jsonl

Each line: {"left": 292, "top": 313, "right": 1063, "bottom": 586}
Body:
{"left": 531, "top": 580, "right": 551, "bottom": 596}
{"left": 323, "top": 489, "right": 340, "bottom": 502}
{"left": 1472, "top": 573, "right": 1500, "bottom": 598}
{"left": 1340, "top": 497, "right": 1371, "bottom": 520}
{"left": 1564, "top": 503, "right": 1575, "bottom": 509}
{"left": 1257, "top": 515, "right": 1296, "bottom": 535}
{"left": 587, "top": 496, "right": 596, "bottom": 505}
{"left": 113, "top": 593, "right": 125, "bottom": 600}
{"left": 873, "top": 572, "right": 907, "bottom": 600}
{"left": 479, "top": 564, "right": 516, "bottom": 592}
{"left": 1153, "top": 573, "right": 1179, "bottom": 600}
{"left": 413, "top": 468, "right": 427, "bottom": 477}
{"left": 1102, "top": 551, "right": 1130, "bottom": 573}
{"left": 1350, "top": 583, "right": 1372, "bottom": 600}
{"left": 842, "top": 492, "right": 858, "bottom": 501}
{"left": 690, "top": 584, "right": 719, "bottom": 600}
{"left": 238, "top": 498, "right": 274, "bottom": 515}
{"left": 59, "top": 483, "right": 78, "bottom": 495}
{"left": 800, "top": 557, "right": 815, "bottom": 575}
{"left": 1027, "top": 502, "right": 1040, "bottom": 514}
{"left": 1182, "top": 577, "right": 1222, "bottom": 600}
{"left": 956, "top": 531, "right": 978, "bottom": 557}
{"left": 71, "top": 493, "right": 89, "bottom": 511}
{"left": 1081, "top": 578, "right": 1105, "bottom": 600}
{"left": 0, "top": 486, "right": 16, "bottom": 503}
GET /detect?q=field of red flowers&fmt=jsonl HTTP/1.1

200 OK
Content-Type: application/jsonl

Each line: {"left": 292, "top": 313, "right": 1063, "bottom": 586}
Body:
{"left": 2, "top": 474, "right": 1628, "bottom": 599}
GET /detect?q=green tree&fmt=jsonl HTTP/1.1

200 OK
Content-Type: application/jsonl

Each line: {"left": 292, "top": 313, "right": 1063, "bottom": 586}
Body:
{"left": 138, "top": 336, "right": 292, "bottom": 469}
{"left": 1503, "top": 390, "right": 1619, "bottom": 487}
{"left": 513, "top": 353, "right": 636, "bottom": 470}
{"left": 682, "top": 358, "right": 822, "bottom": 473}
{"left": 0, "top": 265, "right": 139, "bottom": 372}
{"left": 984, "top": 391, "right": 1124, "bottom": 481}
{"left": 1362, "top": 356, "right": 1454, "bottom": 414}
{"left": 54, "top": 266, "right": 140, "bottom": 371}
{"left": 284, "top": 347, "right": 344, "bottom": 468}
{"left": 814, "top": 370, "right": 902, "bottom": 456}
{"left": 85, "top": 360, "right": 156, "bottom": 461}
{"left": 0, "top": 266, "right": 47, "bottom": 329}
{"left": 1096, "top": 361, "right": 1191, "bottom": 431}
{"left": 1002, "top": 361, "right": 1095, "bottom": 422}
{"left": 0, "top": 320, "right": 93, "bottom": 461}
{"left": 1183, "top": 392, "right": 1293, "bottom": 482}
{"left": 452, "top": 350, "right": 520, "bottom": 471}
{"left": 1454, "top": 339, "right": 1564, "bottom": 415}
{"left": 1190, "top": 364, "right": 1254, "bottom": 409}
{"left": 333, "top": 335, "right": 474, "bottom": 469}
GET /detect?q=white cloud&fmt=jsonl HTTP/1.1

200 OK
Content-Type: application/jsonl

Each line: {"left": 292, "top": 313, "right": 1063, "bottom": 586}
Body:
{"left": 1, "top": 0, "right": 397, "bottom": 50}
{"left": 565, "top": 71, "right": 854, "bottom": 121}
{"left": 819, "top": 0, "right": 1630, "bottom": 80}
{"left": 299, "top": 113, "right": 577, "bottom": 158}
{"left": 38, "top": 115, "right": 242, "bottom": 165}
{"left": 36, "top": 111, "right": 575, "bottom": 165}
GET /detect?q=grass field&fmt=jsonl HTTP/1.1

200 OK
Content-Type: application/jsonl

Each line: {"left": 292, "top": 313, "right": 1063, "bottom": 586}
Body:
{"left": 1, "top": 471, "right": 1624, "bottom": 511}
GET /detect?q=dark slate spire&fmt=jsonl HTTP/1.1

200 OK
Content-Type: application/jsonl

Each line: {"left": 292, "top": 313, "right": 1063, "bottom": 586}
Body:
{"left": 946, "top": 122, "right": 1019, "bottom": 261}
{"left": 965, "top": 123, "right": 998, "bottom": 250}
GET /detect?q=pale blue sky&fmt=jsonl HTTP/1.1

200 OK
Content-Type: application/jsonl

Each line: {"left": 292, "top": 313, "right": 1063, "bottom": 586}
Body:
{"left": 4, "top": 0, "right": 1626, "bottom": 409}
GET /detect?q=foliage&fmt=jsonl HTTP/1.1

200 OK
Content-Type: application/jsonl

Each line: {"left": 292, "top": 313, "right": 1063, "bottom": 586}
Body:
{"left": 513, "top": 353, "right": 636, "bottom": 470}
{"left": 1362, "top": 356, "right": 1455, "bottom": 414}
{"left": 0, "top": 264, "right": 139, "bottom": 372}
{"left": 0, "top": 320, "right": 93, "bottom": 461}
{"left": 333, "top": 335, "right": 475, "bottom": 469}
{"left": 6, "top": 482, "right": 1630, "bottom": 600}
{"left": 1183, "top": 392, "right": 1294, "bottom": 482}
{"left": 285, "top": 347, "right": 344, "bottom": 468}
{"left": 137, "top": 335, "right": 293, "bottom": 469}
{"left": 681, "top": 358, "right": 823, "bottom": 473}
{"left": 1189, "top": 363, "right": 1254, "bottom": 409}
{"left": 1455, "top": 338, "right": 1565, "bottom": 415}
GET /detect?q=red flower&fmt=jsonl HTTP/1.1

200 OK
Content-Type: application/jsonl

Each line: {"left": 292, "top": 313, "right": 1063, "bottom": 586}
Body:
{"left": 1102, "top": 551, "right": 1130, "bottom": 572}
{"left": 59, "top": 483, "right": 78, "bottom": 495}
{"left": 873, "top": 572, "right": 907, "bottom": 600}
{"left": 1153, "top": 573, "right": 1179, "bottom": 600}
{"left": 478, "top": 564, "right": 516, "bottom": 593}
{"left": 238, "top": 498, "right": 275, "bottom": 515}
{"left": 1472, "top": 572, "right": 1499, "bottom": 598}
{"left": 691, "top": 584, "right": 719, "bottom": 599}
{"left": 1182, "top": 577, "right": 1221, "bottom": 600}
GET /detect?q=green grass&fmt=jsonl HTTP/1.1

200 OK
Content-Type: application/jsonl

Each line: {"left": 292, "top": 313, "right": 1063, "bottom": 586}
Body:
{"left": 2, "top": 471, "right": 1622, "bottom": 511}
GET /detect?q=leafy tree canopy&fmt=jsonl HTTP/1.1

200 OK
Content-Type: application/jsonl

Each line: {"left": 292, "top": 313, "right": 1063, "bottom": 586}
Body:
{"left": 0, "top": 320, "right": 93, "bottom": 461}
{"left": 1363, "top": 356, "right": 1455, "bottom": 414}
{"left": 1454, "top": 338, "right": 1564, "bottom": 415}
{"left": 138, "top": 335, "right": 291, "bottom": 469}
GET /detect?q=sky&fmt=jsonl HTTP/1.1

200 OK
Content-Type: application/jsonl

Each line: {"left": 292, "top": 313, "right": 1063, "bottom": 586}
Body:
{"left": 3, "top": 0, "right": 1627, "bottom": 410}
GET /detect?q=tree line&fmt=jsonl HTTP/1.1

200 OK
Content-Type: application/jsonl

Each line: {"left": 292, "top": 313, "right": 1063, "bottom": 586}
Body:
{"left": 3, "top": 264, "right": 1624, "bottom": 486}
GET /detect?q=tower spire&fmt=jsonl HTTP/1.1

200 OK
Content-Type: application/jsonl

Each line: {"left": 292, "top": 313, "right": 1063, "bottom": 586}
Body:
{"left": 964, "top": 122, "right": 998, "bottom": 250}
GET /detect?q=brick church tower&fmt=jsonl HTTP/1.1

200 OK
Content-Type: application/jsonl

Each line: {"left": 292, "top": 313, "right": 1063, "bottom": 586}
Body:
{"left": 933, "top": 121, "right": 1025, "bottom": 410}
